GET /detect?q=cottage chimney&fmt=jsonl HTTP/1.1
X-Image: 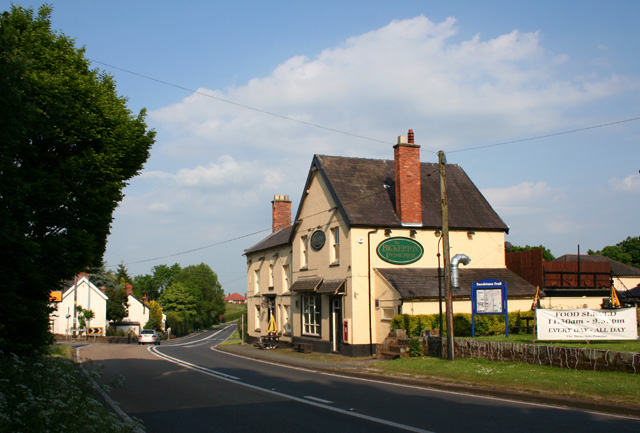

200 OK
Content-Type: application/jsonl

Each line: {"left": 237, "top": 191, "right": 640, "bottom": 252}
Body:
{"left": 394, "top": 129, "right": 422, "bottom": 226}
{"left": 126, "top": 284, "right": 133, "bottom": 296}
{"left": 272, "top": 194, "right": 291, "bottom": 232}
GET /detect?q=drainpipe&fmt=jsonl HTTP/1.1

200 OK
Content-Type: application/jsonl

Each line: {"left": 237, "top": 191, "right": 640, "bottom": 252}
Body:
{"left": 451, "top": 254, "right": 471, "bottom": 289}
{"left": 367, "top": 229, "right": 378, "bottom": 357}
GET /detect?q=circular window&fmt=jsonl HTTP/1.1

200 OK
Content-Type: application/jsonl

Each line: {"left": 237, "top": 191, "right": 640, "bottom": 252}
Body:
{"left": 310, "top": 230, "right": 326, "bottom": 250}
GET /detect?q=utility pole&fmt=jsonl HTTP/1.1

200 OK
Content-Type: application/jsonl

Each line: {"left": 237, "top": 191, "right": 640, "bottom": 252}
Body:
{"left": 439, "top": 151, "right": 454, "bottom": 361}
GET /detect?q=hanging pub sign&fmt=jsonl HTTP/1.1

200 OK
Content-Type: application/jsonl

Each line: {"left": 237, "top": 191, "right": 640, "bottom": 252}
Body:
{"left": 471, "top": 279, "right": 509, "bottom": 337}
{"left": 376, "top": 237, "right": 424, "bottom": 265}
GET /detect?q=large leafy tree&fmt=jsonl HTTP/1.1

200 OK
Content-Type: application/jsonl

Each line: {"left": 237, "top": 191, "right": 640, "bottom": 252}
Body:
{"left": 173, "top": 263, "right": 225, "bottom": 327}
{"left": 0, "top": 5, "right": 155, "bottom": 355}
{"left": 589, "top": 236, "right": 640, "bottom": 268}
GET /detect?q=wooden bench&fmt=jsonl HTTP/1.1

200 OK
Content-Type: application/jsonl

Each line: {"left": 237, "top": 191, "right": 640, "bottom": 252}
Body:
{"left": 292, "top": 342, "right": 312, "bottom": 353}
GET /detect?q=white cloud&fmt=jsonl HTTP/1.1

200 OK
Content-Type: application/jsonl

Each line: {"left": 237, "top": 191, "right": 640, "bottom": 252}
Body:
{"left": 148, "top": 15, "right": 637, "bottom": 160}
{"left": 609, "top": 174, "right": 640, "bottom": 193}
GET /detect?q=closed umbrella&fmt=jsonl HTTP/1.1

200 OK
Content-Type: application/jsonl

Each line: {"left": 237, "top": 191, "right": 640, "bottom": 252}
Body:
{"left": 267, "top": 315, "right": 277, "bottom": 334}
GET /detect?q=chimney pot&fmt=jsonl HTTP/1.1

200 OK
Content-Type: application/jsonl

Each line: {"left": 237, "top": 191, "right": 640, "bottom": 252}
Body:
{"left": 272, "top": 194, "right": 292, "bottom": 233}
{"left": 393, "top": 130, "right": 422, "bottom": 226}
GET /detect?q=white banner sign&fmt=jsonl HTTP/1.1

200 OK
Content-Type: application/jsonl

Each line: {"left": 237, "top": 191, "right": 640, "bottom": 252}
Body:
{"left": 536, "top": 308, "right": 638, "bottom": 340}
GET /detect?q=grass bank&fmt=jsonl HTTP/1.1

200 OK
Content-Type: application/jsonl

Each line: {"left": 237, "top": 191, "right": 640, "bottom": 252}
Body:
{"left": 375, "top": 355, "right": 640, "bottom": 407}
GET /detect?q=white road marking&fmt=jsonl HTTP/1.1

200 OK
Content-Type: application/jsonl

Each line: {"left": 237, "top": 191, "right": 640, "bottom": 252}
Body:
{"left": 304, "top": 395, "right": 333, "bottom": 404}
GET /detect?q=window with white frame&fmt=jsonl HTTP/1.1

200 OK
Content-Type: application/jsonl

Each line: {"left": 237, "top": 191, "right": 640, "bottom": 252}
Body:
{"left": 269, "top": 264, "right": 274, "bottom": 288}
{"left": 282, "top": 264, "right": 290, "bottom": 292}
{"left": 254, "top": 269, "right": 260, "bottom": 294}
{"left": 283, "top": 304, "right": 291, "bottom": 334}
{"left": 300, "top": 235, "right": 309, "bottom": 269}
{"left": 330, "top": 226, "right": 340, "bottom": 264}
{"left": 302, "top": 295, "right": 320, "bottom": 336}
{"left": 254, "top": 304, "right": 261, "bottom": 331}
{"left": 382, "top": 307, "right": 395, "bottom": 320}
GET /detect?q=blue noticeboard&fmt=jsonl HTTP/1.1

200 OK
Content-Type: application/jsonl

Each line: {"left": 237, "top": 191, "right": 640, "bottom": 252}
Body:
{"left": 471, "top": 279, "right": 508, "bottom": 337}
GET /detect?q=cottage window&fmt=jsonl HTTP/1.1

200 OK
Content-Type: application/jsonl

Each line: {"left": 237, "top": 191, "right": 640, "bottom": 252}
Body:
{"left": 330, "top": 227, "right": 340, "bottom": 264}
{"left": 269, "top": 264, "right": 274, "bottom": 289}
{"left": 302, "top": 295, "right": 320, "bottom": 336}
{"left": 254, "top": 304, "right": 261, "bottom": 331}
{"left": 254, "top": 269, "right": 260, "bottom": 294}
{"left": 300, "top": 235, "right": 309, "bottom": 269}
{"left": 282, "top": 264, "right": 290, "bottom": 292}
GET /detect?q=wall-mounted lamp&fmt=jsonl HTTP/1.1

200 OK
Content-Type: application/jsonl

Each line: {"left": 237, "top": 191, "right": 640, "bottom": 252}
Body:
{"left": 434, "top": 229, "right": 442, "bottom": 237}
{"left": 467, "top": 231, "right": 475, "bottom": 239}
{"left": 384, "top": 229, "right": 392, "bottom": 236}
{"left": 410, "top": 229, "right": 418, "bottom": 237}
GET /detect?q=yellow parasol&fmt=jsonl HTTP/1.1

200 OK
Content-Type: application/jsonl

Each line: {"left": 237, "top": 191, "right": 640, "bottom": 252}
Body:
{"left": 267, "top": 315, "right": 278, "bottom": 334}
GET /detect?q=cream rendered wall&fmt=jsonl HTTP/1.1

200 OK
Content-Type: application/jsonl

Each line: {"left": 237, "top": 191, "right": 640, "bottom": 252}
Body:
{"left": 291, "top": 171, "right": 351, "bottom": 342}
{"left": 617, "top": 277, "right": 640, "bottom": 293}
{"left": 349, "top": 227, "right": 508, "bottom": 345}
{"left": 246, "top": 243, "right": 292, "bottom": 339}
{"left": 50, "top": 277, "right": 108, "bottom": 336}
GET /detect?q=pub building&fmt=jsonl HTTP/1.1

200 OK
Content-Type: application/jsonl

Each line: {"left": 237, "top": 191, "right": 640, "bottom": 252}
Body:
{"left": 244, "top": 130, "right": 536, "bottom": 356}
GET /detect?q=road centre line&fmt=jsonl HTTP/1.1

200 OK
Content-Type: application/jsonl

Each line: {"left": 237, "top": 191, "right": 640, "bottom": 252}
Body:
{"left": 150, "top": 344, "right": 433, "bottom": 432}
{"left": 165, "top": 325, "right": 233, "bottom": 347}
{"left": 150, "top": 346, "right": 241, "bottom": 380}
{"left": 304, "top": 396, "right": 333, "bottom": 404}
{"left": 214, "top": 347, "right": 640, "bottom": 422}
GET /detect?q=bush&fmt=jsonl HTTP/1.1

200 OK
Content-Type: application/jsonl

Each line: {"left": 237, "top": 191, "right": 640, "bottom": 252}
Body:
{"left": 390, "top": 311, "right": 533, "bottom": 337}
{"left": 0, "top": 353, "right": 141, "bottom": 432}
{"left": 408, "top": 338, "right": 423, "bottom": 357}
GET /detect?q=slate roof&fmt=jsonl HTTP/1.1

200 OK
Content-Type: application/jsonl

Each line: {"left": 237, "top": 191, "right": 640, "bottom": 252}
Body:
{"left": 244, "top": 226, "right": 293, "bottom": 255}
{"left": 311, "top": 155, "right": 508, "bottom": 231}
{"left": 376, "top": 267, "right": 536, "bottom": 300}
{"left": 246, "top": 153, "right": 508, "bottom": 255}
{"left": 554, "top": 255, "right": 640, "bottom": 277}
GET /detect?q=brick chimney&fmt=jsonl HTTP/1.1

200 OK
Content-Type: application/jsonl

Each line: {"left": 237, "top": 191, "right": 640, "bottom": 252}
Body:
{"left": 394, "top": 129, "right": 422, "bottom": 226}
{"left": 126, "top": 284, "right": 133, "bottom": 296}
{"left": 272, "top": 195, "right": 291, "bottom": 233}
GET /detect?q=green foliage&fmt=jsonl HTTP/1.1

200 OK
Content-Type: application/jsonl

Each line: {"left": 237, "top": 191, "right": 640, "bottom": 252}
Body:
{"left": 144, "top": 300, "right": 164, "bottom": 331}
{"left": 408, "top": 338, "right": 423, "bottom": 357}
{"left": 0, "top": 5, "right": 154, "bottom": 355}
{"left": 165, "top": 311, "right": 191, "bottom": 337}
{"left": 0, "top": 353, "right": 142, "bottom": 432}
{"left": 508, "top": 244, "right": 555, "bottom": 261}
{"left": 105, "top": 284, "right": 128, "bottom": 323}
{"left": 391, "top": 311, "right": 536, "bottom": 337}
{"left": 75, "top": 305, "right": 95, "bottom": 330}
{"left": 589, "top": 235, "right": 640, "bottom": 268}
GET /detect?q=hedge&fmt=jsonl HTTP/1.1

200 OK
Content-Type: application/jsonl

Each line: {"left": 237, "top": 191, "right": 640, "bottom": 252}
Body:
{"left": 390, "top": 310, "right": 535, "bottom": 337}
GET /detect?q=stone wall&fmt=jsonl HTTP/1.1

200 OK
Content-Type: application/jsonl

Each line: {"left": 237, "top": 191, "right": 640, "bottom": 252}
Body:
{"left": 425, "top": 334, "right": 640, "bottom": 374}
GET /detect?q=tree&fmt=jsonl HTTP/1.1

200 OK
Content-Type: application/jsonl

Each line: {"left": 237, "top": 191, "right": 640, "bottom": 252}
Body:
{"left": 133, "top": 263, "right": 181, "bottom": 300}
{"left": 589, "top": 236, "right": 640, "bottom": 268}
{"left": 144, "top": 300, "right": 164, "bottom": 331}
{"left": 0, "top": 5, "right": 155, "bottom": 355}
{"left": 507, "top": 244, "right": 555, "bottom": 261}
{"left": 76, "top": 305, "right": 95, "bottom": 331}
{"left": 173, "top": 263, "right": 225, "bottom": 327}
{"left": 105, "top": 283, "right": 129, "bottom": 323}
{"left": 115, "top": 262, "right": 133, "bottom": 287}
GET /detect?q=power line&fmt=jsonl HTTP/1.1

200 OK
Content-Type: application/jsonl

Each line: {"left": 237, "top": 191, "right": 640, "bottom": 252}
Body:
{"left": 449, "top": 117, "right": 640, "bottom": 153}
{"left": 89, "top": 59, "right": 394, "bottom": 147}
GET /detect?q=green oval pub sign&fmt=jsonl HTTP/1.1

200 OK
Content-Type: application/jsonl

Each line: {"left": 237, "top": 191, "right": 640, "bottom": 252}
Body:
{"left": 377, "top": 237, "right": 424, "bottom": 265}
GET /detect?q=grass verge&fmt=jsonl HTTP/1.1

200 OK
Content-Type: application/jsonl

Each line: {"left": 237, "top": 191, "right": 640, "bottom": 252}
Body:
{"left": 374, "top": 355, "right": 640, "bottom": 407}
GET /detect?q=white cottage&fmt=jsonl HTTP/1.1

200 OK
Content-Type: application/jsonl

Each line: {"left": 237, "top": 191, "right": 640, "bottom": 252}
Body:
{"left": 50, "top": 275, "right": 108, "bottom": 337}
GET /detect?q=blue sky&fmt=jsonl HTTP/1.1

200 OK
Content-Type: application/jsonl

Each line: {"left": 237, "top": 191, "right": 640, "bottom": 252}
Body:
{"left": 7, "top": 1, "right": 640, "bottom": 293}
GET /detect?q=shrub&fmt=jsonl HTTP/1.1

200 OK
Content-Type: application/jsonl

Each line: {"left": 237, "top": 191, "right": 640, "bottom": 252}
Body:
{"left": 408, "top": 338, "right": 423, "bottom": 357}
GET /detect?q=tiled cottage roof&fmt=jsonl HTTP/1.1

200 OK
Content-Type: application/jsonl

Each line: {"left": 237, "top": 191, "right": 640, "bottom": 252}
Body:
{"left": 312, "top": 155, "right": 508, "bottom": 231}
{"left": 244, "top": 226, "right": 293, "bottom": 255}
{"left": 377, "top": 267, "right": 536, "bottom": 300}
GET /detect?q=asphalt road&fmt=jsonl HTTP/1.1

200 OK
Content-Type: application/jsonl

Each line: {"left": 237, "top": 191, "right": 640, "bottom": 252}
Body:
{"left": 79, "top": 325, "right": 640, "bottom": 433}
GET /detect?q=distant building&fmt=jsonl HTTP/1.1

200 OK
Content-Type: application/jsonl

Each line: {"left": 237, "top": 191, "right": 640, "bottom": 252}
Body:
{"left": 50, "top": 274, "right": 108, "bottom": 337}
{"left": 225, "top": 293, "right": 247, "bottom": 304}
{"left": 110, "top": 284, "right": 166, "bottom": 335}
{"left": 244, "top": 130, "right": 535, "bottom": 356}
